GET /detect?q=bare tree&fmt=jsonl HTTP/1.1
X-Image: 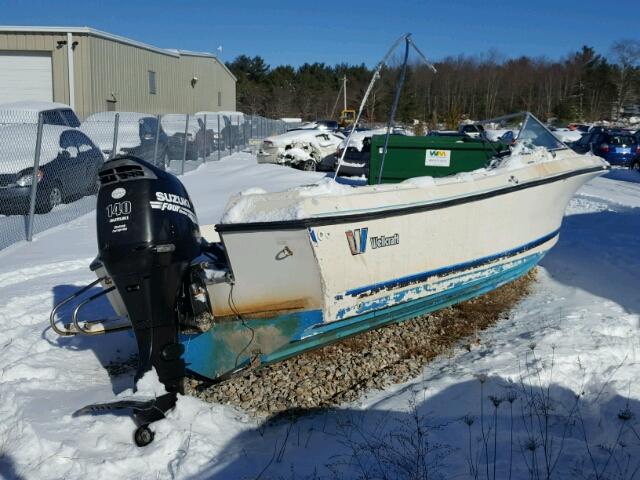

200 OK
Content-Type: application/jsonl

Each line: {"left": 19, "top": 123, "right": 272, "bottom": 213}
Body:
{"left": 610, "top": 40, "right": 640, "bottom": 120}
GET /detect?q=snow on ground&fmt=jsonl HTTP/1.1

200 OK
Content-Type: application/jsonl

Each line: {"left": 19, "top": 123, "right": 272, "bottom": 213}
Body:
{"left": 1, "top": 154, "right": 640, "bottom": 479}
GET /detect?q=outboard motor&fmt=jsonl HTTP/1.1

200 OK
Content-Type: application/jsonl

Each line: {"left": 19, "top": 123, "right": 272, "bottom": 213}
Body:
{"left": 95, "top": 156, "right": 202, "bottom": 444}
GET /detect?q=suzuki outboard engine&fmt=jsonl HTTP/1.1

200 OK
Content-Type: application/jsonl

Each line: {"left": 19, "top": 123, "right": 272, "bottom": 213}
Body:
{"left": 95, "top": 156, "right": 202, "bottom": 444}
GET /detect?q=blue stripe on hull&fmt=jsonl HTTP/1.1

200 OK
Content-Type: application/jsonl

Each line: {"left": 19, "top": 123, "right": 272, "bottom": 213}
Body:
{"left": 333, "top": 252, "right": 541, "bottom": 321}
{"left": 182, "top": 251, "right": 544, "bottom": 380}
{"left": 343, "top": 229, "right": 559, "bottom": 298}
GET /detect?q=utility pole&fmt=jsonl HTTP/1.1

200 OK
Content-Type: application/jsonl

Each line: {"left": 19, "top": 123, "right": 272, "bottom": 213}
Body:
{"left": 343, "top": 75, "right": 347, "bottom": 111}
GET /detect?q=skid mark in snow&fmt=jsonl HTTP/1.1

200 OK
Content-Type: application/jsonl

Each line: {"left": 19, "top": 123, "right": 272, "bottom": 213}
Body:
{"left": 0, "top": 258, "right": 92, "bottom": 289}
{"left": 566, "top": 196, "right": 611, "bottom": 215}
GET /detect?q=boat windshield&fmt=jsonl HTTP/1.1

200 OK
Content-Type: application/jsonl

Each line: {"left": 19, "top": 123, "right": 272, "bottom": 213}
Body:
{"left": 477, "top": 112, "right": 567, "bottom": 152}
{"left": 517, "top": 114, "right": 566, "bottom": 150}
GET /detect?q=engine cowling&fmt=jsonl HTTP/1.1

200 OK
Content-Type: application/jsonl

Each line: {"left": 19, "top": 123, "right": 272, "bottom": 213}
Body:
{"left": 96, "top": 156, "right": 202, "bottom": 416}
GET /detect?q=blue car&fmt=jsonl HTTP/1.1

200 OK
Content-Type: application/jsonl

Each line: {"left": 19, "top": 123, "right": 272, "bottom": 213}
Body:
{"left": 572, "top": 130, "right": 640, "bottom": 170}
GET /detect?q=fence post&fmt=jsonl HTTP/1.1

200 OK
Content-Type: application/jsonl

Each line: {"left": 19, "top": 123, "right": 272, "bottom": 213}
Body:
{"left": 181, "top": 114, "right": 189, "bottom": 175}
{"left": 235, "top": 115, "right": 240, "bottom": 154}
{"left": 242, "top": 115, "right": 246, "bottom": 148}
{"left": 110, "top": 113, "right": 120, "bottom": 160}
{"left": 153, "top": 114, "right": 161, "bottom": 165}
{"left": 202, "top": 114, "right": 208, "bottom": 162}
{"left": 26, "top": 113, "right": 44, "bottom": 242}
{"left": 217, "top": 115, "right": 221, "bottom": 161}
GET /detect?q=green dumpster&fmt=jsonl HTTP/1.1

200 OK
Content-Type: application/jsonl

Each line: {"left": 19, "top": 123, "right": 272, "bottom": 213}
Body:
{"left": 369, "top": 135, "right": 506, "bottom": 185}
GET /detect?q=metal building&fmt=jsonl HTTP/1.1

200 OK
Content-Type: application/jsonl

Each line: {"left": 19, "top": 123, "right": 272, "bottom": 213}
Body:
{"left": 0, "top": 26, "right": 236, "bottom": 119}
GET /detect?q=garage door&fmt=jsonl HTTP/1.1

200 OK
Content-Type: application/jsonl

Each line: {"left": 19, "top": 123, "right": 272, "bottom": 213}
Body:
{"left": 0, "top": 51, "right": 53, "bottom": 104}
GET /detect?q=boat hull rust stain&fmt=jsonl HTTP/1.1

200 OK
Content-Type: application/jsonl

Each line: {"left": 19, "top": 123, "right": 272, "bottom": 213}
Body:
{"left": 183, "top": 251, "right": 541, "bottom": 379}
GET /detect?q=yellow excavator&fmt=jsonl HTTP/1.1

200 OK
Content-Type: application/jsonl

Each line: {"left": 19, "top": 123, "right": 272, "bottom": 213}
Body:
{"left": 333, "top": 76, "right": 356, "bottom": 128}
{"left": 339, "top": 109, "right": 356, "bottom": 128}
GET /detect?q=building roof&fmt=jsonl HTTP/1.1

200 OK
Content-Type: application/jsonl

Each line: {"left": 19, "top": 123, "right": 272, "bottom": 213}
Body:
{"left": 0, "top": 26, "right": 236, "bottom": 81}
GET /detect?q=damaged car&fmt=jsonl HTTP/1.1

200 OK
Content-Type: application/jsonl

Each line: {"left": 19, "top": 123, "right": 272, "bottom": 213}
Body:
{"left": 257, "top": 130, "right": 344, "bottom": 171}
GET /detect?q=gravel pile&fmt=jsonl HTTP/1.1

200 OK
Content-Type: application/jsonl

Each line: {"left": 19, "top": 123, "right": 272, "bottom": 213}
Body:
{"left": 187, "top": 270, "right": 536, "bottom": 415}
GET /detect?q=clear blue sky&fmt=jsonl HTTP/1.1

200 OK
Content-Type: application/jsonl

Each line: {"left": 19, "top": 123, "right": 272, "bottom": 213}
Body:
{"left": 1, "top": 0, "right": 638, "bottom": 66}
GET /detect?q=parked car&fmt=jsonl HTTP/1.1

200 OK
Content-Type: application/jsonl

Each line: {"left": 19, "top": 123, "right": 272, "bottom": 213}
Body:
{"left": 0, "top": 101, "right": 81, "bottom": 127}
{"left": 484, "top": 128, "right": 516, "bottom": 143}
{"left": 427, "top": 130, "right": 461, "bottom": 137}
{"left": 290, "top": 120, "right": 340, "bottom": 133}
{"left": 161, "top": 114, "right": 201, "bottom": 161}
{"left": 550, "top": 127, "right": 583, "bottom": 144}
{"left": 0, "top": 124, "right": 103, "bottom": 214}
{"left": 81, "top": 112, "right": 170, "bottom": 168}
{"left": 429, "top": 124, "right": 485, "bottom": 139}
{"left": 257, "top": 129, "right": 345, "bottom": 171}
{"left": 458, "top": 123, "right": 486, "bottom": 138}
{"left": 335, "top": 136, "right": 373, "bottom": 176}
{"left": 567, "top": 123, "right": 592, "bottom": 133}
{"left": 571, "top": 129, "right": 640, "bottom": 169}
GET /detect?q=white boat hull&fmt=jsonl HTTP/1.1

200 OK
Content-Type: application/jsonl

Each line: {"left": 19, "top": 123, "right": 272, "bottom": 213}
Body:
{"left": 180, "top": 150, "right": 607, "bottom": 379}
{"left": 211, "top": 151, "right": 604, "bottom": 324}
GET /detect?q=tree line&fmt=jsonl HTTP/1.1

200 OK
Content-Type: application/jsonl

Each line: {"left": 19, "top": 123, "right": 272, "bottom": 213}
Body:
{"left": 227, "top": 40, "right": 640, "bottom": 128}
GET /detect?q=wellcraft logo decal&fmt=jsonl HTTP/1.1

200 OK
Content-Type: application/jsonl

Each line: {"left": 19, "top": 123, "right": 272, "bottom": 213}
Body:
{"left": 370, "top": 233, "right": 400, "bottom": 249}
{"left": 346, "top": 228, "right": 368, "bottom": 255}
{"left": 346, "top": 228, "right": 400, "bottom": 255}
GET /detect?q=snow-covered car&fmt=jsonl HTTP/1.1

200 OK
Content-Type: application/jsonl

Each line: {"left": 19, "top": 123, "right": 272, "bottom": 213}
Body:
{"left": 161, "top": 114, "right": 202, "bottom": 160}
{"left": 81, "top": 112, "right": 170, "bottom": 168}
{"left": 0, "top": 124, "right": 103, "bottom": 214}
{"left": 567, "top": 123, "right": 592, "bottom": 133}
{"left": 550, "top": 127, "right": 583, "bottom": 144}
{"left": 289, "top": 120, "right": 339, "bottom": 132}
{"left": 257, "top": 129, "right": 345, "bottom": 171}
{"left": 458, "top": 123, "right": 485, "bottom": 138}
{"left": 0, "top": 101, "right": 81, "bottom": 127}
{"left": 484, "top": 128, "right": 516, "bottom": 142}
{"left": 196, "top": 111, "right": 245, "bottom": 150}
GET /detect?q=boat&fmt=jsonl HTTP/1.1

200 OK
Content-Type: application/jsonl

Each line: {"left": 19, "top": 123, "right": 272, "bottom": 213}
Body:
{"left": 187, "top": 113, "right": 607, "bottom": 380}
{"left": 50, "top": 111, "right": 607, "bottom": 444}
{"left": 50, "top": 30, "right": 610, "bottom": 444}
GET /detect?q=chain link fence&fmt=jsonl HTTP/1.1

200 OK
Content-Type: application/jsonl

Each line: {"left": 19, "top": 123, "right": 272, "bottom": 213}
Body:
{"left": 0, "top": 109, "right": 290, "bottom": 250}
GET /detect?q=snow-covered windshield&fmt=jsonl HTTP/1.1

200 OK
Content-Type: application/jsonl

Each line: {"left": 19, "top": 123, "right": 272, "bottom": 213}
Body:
{"left": 482, "top": 112, "right": 566, "bottom": 151}
{"left": 518, "top": 114, "right": 565, "bottom": 150}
